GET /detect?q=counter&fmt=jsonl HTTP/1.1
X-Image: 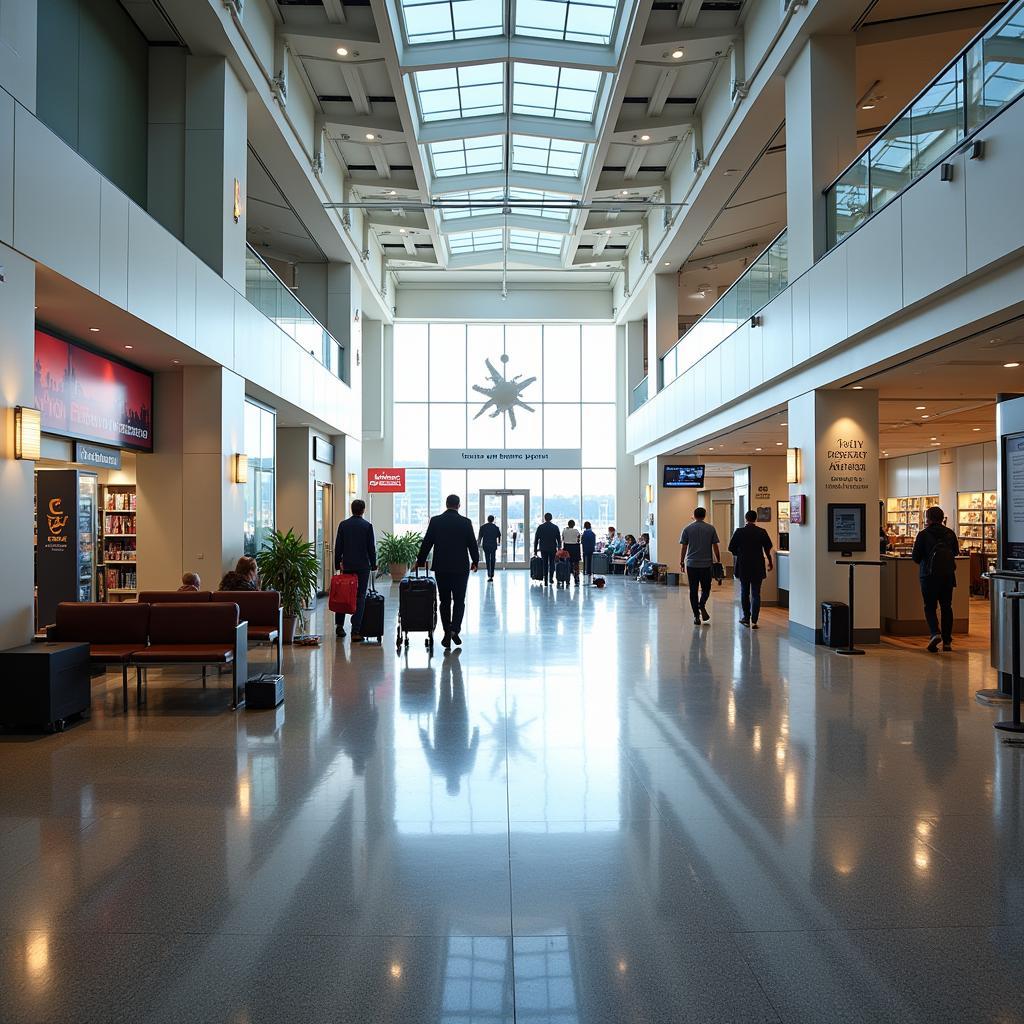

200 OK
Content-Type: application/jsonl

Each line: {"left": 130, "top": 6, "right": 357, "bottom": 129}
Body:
{"left": 880, "top": 555, "right": 970, "bottom": 635}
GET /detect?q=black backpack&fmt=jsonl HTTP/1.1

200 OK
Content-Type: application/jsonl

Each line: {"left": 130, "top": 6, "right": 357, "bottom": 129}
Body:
{"left": 926, "top": 532, "right": 957, "bottom": 580}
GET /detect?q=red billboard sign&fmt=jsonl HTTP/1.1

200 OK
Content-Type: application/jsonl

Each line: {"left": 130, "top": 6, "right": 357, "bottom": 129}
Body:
{"left": 368, "top": 468, "right": 406, "bottom": 493}
{"left": 35, "top": 329, "right": 153, "bottom": 452}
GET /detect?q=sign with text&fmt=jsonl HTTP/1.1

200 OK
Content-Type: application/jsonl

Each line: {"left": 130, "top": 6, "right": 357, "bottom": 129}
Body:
{"left": 74, "top": 442, "right": 121, "bottom": 470}
{"left": 368, "top": 468, "right": 406, "bottom": 493}
{"left": 36, "top": 470, "right": 80, "bottom": 628}
{"left": 429, "top": 448, "right": 582, "bottom": 470}
{"left": 1004, "top": 434, "right": 1024, "bottom": 570}
{"left": 35, "top": 329, "right": 153, "bottom": 452}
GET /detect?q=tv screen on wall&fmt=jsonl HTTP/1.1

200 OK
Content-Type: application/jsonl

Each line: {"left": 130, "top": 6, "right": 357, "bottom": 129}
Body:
{"left": 663, "top": 465, "right": 705, "bottom": 488}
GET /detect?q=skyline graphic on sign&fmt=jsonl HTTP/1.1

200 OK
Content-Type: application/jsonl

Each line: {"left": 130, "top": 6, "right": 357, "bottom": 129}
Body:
{"left": 472, "top": 355, "right": 536, "bottom": 430}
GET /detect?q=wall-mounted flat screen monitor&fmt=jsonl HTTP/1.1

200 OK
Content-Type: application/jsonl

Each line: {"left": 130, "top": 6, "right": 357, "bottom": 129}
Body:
{"left": 1002, "top": 433, "right": 1024, "bottom": 570}
{"left": 663, "top": 465, "right": 705, "bottom": 488}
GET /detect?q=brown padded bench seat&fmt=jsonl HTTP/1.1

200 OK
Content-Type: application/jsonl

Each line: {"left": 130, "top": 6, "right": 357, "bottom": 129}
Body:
{"left": 131, "top": 603, "right": 248, "bottom": 709}
{"left": 212, "top": 591, "right": 282, "bottom": 672}
{"left": 137, "top": 591, "right": 213, "bottom": 603}
{"left": 47, "top": 602, "right": 151, "bottom": 712}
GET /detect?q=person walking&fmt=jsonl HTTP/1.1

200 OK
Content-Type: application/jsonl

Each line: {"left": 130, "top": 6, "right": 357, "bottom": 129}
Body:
{"left": 418, "top": 494, "right": 479, "bottom": 650}
{"left": 680, "top": 507, "right": 721, "bottom": 625}
{"left": 534, "top": 512, "right": 561, "bottom": 587}
{"left": 478, "top": 514, "right": 501, "bottom": 582}
{"left": 728, "top": 509, "right": 774, "bottom": 628}
{"left": 581, "top": 521, "right": 597, "bottom": 585}
{"left": 334, "top": 498, "right": 377, "bottom": 642}
{"left": 912, "top": 506, "right": 960, "bottom": 652}
{"left": 562, "top": 519, "right": 582, "bottom": 585}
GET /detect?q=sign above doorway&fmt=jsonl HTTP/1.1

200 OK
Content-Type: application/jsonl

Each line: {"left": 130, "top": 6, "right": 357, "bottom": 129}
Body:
{"left": 429, "top": 449, "right": 582, "bottom": 470}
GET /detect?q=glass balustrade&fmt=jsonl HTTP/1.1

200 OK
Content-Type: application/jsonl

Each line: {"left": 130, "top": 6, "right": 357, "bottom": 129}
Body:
{"left": 630, "top": 376, "right": 648, "bottom": 412}
{"left": 244, "top": 246, "right": 345, "bottom": 380}
{"left": 826, "top": 0, "right": 1024, "bottom": 247}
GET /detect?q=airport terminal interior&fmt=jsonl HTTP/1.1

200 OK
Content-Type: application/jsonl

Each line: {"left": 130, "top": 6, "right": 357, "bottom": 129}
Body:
{"left": 2, "top": 0, "right": 1024, "bottom": 1020}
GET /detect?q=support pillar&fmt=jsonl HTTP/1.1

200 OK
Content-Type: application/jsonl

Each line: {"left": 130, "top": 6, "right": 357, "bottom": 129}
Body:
{"left": 787, "top": 388, "right": 881, "bottom": 645}
{"left": 784, "top": 35, "right": 857, "bottom": 277}
{"left": 646, "top": 272, "right": 678, "bottom": 396}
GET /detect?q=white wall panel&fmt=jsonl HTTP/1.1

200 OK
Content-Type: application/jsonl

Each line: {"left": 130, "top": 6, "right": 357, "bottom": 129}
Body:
{"left": 984, "top": 440, "right": 997, "bottom": 492}
{"left": 790, "top": 273, "right": 811, "bottom": 366}
{"left": 762, "top": 288, "right": 792, "bottom": 383}
{"left": 927, "top": 450, "right": 940, "bottom": 496}
{"left": 127, "top": 202, "right": 178, "bottom": 336}
{"left": 846, "top": 198, "right": 903, "bottom": 337}
{"left": 886, "top": 457, "right": 908, "bottom": 498}
{"left": 901, "top": 154, "right": 967, "bottom": 306}
{"left": 99, "top": 179, "right": 129, "bottom": 308}
{"left": 175, "top": 248, "right": 197, "bottom": 348}
{"left": 14, "top": 107, "right": 101, "bottom": 291}
{"left": 808, "top": 244, "right": 847, "bottom": 355}
{"left": 0, "top": 88, "right": 12, "bottom": 244}
{"left": 194, "top": 261, "right": 235, "bottom": 367}
{"left": 744, "top": 321, "right": 762, "bottom": 390}
{"left": 907, "top": 453, "right": 928, "bottom": 496}
{"left": 705, "top": 345, "right": 722, "bottom": 411}
{"left": 0, "top": 0, "right": 37, "bottom": 110}
{"left": 956, "top": 443, "right": 984, "bottom": 491}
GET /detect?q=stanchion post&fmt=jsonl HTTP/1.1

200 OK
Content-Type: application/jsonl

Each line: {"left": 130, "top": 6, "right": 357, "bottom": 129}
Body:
{"left": 834, "top": 560, "right": 883, "bottom": 657}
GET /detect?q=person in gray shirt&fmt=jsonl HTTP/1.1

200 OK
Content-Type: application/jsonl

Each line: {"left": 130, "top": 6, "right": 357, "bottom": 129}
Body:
{"left": 680, "top": 507, "right": 721, "bottom": 625}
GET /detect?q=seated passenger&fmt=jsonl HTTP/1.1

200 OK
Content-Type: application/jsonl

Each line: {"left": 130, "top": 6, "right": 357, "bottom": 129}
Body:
{"left": 218, "top": 556, "right": 259, "bottom": 591}
{"left": 608, "top": 532, "right": 629, "bottom": 557}
{"left": 626, "top": 533, "right": 650, "bottom": 575}
{"left": 178, "top": 571, "right": 201, "bottom": 592}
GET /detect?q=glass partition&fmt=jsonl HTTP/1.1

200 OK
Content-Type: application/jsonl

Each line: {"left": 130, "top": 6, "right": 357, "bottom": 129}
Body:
{"left": 630, "top": 376, "right": 648, "bottom": 412}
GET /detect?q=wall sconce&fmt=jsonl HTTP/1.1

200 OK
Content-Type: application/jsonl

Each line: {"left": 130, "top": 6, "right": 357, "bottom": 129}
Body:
{"left": 233, "top": 178, "right": 242, "bottom": 223}
{"left": 939, "top": 162, "right": 955, "bottom": 182}
{"left": 786, "top": 447, "right": 801, "bottom": 485}
{"left": 14, "top": 406, "right": 42, "bottom": 461}
{"left": 645, "top": 483, "right": 654, "bottom": 504}
{"left": 348, "top": 472, "right": 357, "bottom": 497}
{"left": 234, "top": 454, "right": 249, "bottom": 484}
{"left": 750, "top": 314, "right": 763, "bottom": 328}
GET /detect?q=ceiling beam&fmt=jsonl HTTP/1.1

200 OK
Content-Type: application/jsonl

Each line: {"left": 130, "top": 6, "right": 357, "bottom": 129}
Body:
{"left": 677, "top": 0, "right": 703, "bottom": 28}
{"left": 322, "top": 0, "right": 347, "bottom": 22}
{"left": 341, "top": 65, "right": 371, "bottom": 116}
{"left": 647, "top": 69, "right": 678, "bottom": 118}
{"left": 624, "top": 147, "right": 644, "bottom": 180}
{"left": 369, "top": 143, "right": 392, "bottom": 178}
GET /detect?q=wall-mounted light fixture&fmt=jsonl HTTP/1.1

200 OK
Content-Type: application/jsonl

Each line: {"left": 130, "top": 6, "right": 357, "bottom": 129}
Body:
{"left": 234, "top": 454, "right": 249, "bottom": 484}
{"left": 750, "top": 314, "right": 763, "bottom": 328}
{"left": 939, "top": 162, "right": 955, "bottom": 182}
{"left": 786, "top": 447, "right": 801, "bottom": 485}
{"left": 645, "top": 483, "right": 654, "bottom": 504}
{"left": 348, "top": 472, "right": 357, "bottom": 497}
{"left": 233, "top": 178, "right": 242, "bottom": 223}
{"left": 14, "top": 406, "right": 41, "bottom": 461}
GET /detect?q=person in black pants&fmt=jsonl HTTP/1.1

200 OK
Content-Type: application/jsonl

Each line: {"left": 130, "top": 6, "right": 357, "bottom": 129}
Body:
{"left": 728, "top": 509, "right": 774, "bottom": 628}
{"left": 534, "top": 512, "right": 561, "bottom": 586}
{"left": 581, "top": 521, "right": 597, "bottom": 585}
{"left": 478, "top": 515, "right": 501, "bottom": 581}
{"left": 418, "top": 494, "right": 479, "bottom": 650}
{"left": 334, "top": 499, "right": 377, "bottom": 642}
{"left": 679, "top": 508, "right": 721, "bottom": 625}
{"left": 912, "top": 506, "right": 960, "bottom": 652}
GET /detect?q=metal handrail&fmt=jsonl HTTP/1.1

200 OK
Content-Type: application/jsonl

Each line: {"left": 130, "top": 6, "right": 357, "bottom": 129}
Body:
{"left": 245, "top": 244, "right": 334, "bottom": 339}
{"left": 630, "top": 376, "right": 649, "bottom": 412}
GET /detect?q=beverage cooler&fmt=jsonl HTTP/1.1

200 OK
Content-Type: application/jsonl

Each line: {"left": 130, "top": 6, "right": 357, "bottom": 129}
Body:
{"left": 35, "top": 469, "right": 98, "bottom": 631}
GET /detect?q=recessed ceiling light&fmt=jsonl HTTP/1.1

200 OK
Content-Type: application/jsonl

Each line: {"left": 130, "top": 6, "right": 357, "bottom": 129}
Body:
{"left": 780, "top": 421, "right": 787, "bottom": 426}
{"left": 171, "top": 359, "right": 180, "bottom": 365}
{"left": 973, "top": 427, "right": 982, "bottom": 431}
{"left": 388, "top": 190, "right": 397, "bottom": 196}
{"left": 930, "top": 437, "right": 937, "bottom": 441}
{"left": 663, "top": 262, "right": 671, "bottom": 266}
{"left": 399, "top": 228, "right": 407, "bottom": 234}
{"left": 365, "top": 133, "right": 376, "bottom": 141}
{"left": 915, "top": 405, "right": 926, "bottom": 410}
{"left": 89, "top": 327, "right": 100, "bottom": 332}
{"left": 931, "top": 442, "right": 940, "bottom": 446}
{"left": 921, "top": 414, "right": 930, "bottom": 419}
{"left": 123, "top": 344, "right": 133, "bottom": 350}
{"left": 671, "top": 49, "right": 684, "bottom": 59}
{"left": 755, "top": 447, "right": 763, "bottom": 452}
{"left": 1005, "top": 362, "right": 1020, "bottom": 368}
{"left": 852, "top": 385, "right": 863, "bottom": 390}
{"left": 883, "top": 452, "right": 889, "bottom": 456}
{"left": 620, "top": 190, "right": 630, "bottom": 195}
{"left": 708, "top": 446, "right": 715, "bottom": 450}
{"left": 336, "top": 47, "right": 349, "bottom": 56}
{"left": 640, "top": 134, "right": 651, "bottom": 142}
{"left": 775, "top": 442, "right": 783, "bottom": 446}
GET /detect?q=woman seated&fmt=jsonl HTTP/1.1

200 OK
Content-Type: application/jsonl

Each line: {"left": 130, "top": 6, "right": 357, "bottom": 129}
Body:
{"left": 218, "top": 556, "right": 259, "bottom": 591}
{"left": 612, "top": 534, "right": 636, "bottom": 573}
{"left": 626, "top": 533, "right": 650, "bottom": 575}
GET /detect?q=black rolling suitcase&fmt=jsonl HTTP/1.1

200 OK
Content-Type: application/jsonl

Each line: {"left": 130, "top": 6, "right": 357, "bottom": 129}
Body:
{"left": 360, "top": 583, "right": 385, "bottom": 643}
{"left": 555, "top": 558, "right": 571, "bottom": 585}
{"left": 398, "top": 566, "right": 438, "bottom": 653}
{"left": 530, "top": 556, "right": 545, "bottom": 581}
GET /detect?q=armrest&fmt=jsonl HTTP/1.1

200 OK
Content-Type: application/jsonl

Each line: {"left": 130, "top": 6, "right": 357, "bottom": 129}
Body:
{"left": 45, "top": 624, "right": 58, "bottom": 639}
{"left": 234, "top": 620, "right": 249, "bottom": 679}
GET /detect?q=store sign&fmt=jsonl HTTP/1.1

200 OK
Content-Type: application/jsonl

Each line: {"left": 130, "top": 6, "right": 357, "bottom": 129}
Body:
{"left": 368, "top": 468, "right": 406, "bottom": 493}
{"left": 313, "top": 437, "right": 335, "bottom": 466}
{"left": 74, "top": 442, "right": 121, "bottom": 470}
{"left": 36, "top": 470, "right": 80, "bottom": 628}
{"left": 429, "top": 448, "right": 582, "bottom": 470}
{"left": 35, "top": 329, "right": 154, "bottom": 452}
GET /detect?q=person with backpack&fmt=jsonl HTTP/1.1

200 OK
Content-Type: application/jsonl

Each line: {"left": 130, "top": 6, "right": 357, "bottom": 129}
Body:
{"left": 911, "top": 506, "right": 960, "bottom": 653}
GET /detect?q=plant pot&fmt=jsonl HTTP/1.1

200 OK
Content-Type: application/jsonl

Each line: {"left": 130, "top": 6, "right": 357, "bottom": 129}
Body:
{"left": 390, "top": 563, "right": 407, "bottom": 582}
{"left": 282, "top": 614, "right": 298, "bottom": 645}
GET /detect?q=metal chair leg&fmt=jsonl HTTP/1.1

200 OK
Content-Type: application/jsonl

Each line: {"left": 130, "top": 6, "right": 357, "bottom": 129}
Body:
{"left": 122, "top": 664, "right": 128, "bottom": 714}
{"left": 202, "top": 665, "right": 207, "bottom": 688}
{"left": 276, "top": 636, "right": 282, "bottom": 675}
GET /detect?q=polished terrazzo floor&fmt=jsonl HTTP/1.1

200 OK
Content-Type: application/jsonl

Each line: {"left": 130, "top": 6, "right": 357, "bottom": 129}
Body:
{"left": 2, "top": 573, "right": 1024, "bottom": 1023}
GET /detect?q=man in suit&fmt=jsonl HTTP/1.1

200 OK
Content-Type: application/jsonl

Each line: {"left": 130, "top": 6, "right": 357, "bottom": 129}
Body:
{"left": 418, "top": 494, "right": 479, "bottom": 650}
{"left": 334, "top": 498, "right": 377, "bottom": 642}
{"left": 534, "top": 512, "right": 561, "bottom": 586}
{"left": 478, "top": 515, "right": 502, "bottom": 581}
{"left": 727, "top": 509, "right": 774, "bottom": 629}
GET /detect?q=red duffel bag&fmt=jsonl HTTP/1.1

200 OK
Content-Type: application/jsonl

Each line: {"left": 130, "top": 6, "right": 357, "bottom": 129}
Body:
{"left": 328, "top": 572, "right": 358, "bottom": 614}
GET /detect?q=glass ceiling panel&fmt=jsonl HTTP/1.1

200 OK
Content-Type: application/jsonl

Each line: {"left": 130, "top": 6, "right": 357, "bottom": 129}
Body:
{"left": 398, "top": 0, "right": 504, "bottom": 44}
{"left": 511, "top": 135, "right": 586, "bottom": 177}
{"left": 437, "top": 188, "right": 506, "bottom": 219}
{"left": 515, "top": 0, "right": 620, "bottom": 45}
{"left": 415, "top": 64, "right": 505, "bottom": 122}
{"left": 513, "top": 64, "right": 602, "bottom": 121}
{"left": 448, "top": 229, "right": 505, "bottom": 254}
{"left": 428, "top": 136, "right": 505, "bottom": 177}
{"left": 507, "top": 187, "right": 573, "bottom": 220}
{"left": 509, "top": 229, "right": 563, "bottom": 255}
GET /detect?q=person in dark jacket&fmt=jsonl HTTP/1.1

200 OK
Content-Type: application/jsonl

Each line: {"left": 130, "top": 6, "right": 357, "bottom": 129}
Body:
{"left": 478, "top": 515, "right": 501, "bottom": 581}
{"left": 534, "top": 512, "right": 561, "bottom": 586}
{"left": 334, "top": 499, "right": 377, "bottom": 642}
{"left": 219, "top": 556, "right": 258, "bottom": 592}
{"left": 581, "top": 521, "right": 597, "bottom": 585}
{"left": 728, "top": 510, "right": 774, "bottom": 628}
{"left": 418, "top": 494, "right": 479, "bottom": 650}
{"left": 911, "top": 506, "right": 960, "bottom": 652}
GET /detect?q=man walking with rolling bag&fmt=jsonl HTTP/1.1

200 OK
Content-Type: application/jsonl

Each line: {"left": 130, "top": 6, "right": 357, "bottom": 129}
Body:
{"left": 334, "top": 499, "right": 377, "bottom": 643}
{"left": 534, "top": 513, "right": 561, "bottom": 587}
{"left": 418, "top": 495, "right": 479, "bottom": 650}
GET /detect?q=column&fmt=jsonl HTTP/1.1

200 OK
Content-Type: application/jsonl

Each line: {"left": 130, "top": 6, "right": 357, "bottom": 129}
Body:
{"left": 148, "top": 47, "right": 187, "bottom": 241}
{"left": 784, "top": 35, "right": 857, "bottom": 277}
{"left": 615, "top": 325, "right": 640, "bottom": 543}
{"left": 646, "top": 272, "right": 678, "bottom": 396}
{"left": 184, "top": 56, "right": 247, "bottom": 291}
{"left": 0, "top": 245, "right": 36, "bottom": 646}
{"left": 787, "top": 388, "right": 881, "bottom": 644}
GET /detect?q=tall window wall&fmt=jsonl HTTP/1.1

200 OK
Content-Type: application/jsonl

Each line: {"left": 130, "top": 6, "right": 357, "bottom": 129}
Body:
{"left": 393, "top": 323, "right": 617, "bottom": 533}
{"left": 244, "top": 399, "right": 276, "bottom": 556}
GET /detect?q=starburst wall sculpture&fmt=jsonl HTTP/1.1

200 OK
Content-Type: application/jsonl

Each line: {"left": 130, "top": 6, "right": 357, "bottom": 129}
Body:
{"left": 472, "top": 355, "right": 537, "bottom": 430}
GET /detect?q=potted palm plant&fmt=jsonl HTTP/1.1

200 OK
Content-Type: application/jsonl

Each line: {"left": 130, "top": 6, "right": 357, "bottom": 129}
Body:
{"left": 377, "top": 531, "right": 423, "bottom": 582}
{"left": 255, "top": 528, "right": 320, "bottom": 644}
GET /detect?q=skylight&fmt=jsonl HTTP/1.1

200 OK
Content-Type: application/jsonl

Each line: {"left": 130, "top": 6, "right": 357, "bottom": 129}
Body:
{"left": 509, "top": 229, "right": 563, "bottom": 255}
{"left": 511, "top": 135, "right": 586, "bottom": 177}
{"left": 398, "top": 0, "right": 504, "bottom": 45}
{"left": 414, "top": 64, "right": 505, "bottom": 122}
{"left": 428, "top": 136, "right": 505, "bottom": 177}
{"left": 448, "top": 229, "right": 504, "bottom": 254}
{"left": 515, "top": 0, "right": 620, "bottom": 45}
{"left": 513, "top": 64, "right": 602, "bottom": 121}
{"left": 507, "top": 188, "right": 573, "bottom": 220}
{"left": 437, "top": 188, "right": 506, "bottom": 219}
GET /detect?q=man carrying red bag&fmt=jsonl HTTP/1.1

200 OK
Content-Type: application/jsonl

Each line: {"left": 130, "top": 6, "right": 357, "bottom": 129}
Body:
{"left": 330, "top": 499, "right": 377, "bottom": 642}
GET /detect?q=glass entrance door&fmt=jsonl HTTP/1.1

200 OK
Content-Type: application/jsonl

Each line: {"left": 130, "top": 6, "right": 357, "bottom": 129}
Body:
{"left": 478, "top": 489, "right": 530, "bottom": 569}
{"left": 315, "top": 482, "right": 334, "bottom": 595}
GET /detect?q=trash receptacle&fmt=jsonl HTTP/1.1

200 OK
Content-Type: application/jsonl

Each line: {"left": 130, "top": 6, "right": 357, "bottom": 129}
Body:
{"left": 821, "top": 601, "right": 850, "bottom": 648}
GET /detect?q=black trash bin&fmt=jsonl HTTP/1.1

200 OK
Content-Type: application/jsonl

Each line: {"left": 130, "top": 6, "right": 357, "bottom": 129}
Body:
{"left": 821, "top": 602, "right": 850, "bottom": 648}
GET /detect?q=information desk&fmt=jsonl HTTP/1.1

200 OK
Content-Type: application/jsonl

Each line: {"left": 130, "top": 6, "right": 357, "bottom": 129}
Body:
{"left": 880, "top": 555, "right": 970, "bottom": 635}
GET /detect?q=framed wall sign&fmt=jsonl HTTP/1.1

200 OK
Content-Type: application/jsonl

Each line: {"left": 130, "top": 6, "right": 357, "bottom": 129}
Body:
{"left": 828, "top": 503, "right": 867, "bottom": 552}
